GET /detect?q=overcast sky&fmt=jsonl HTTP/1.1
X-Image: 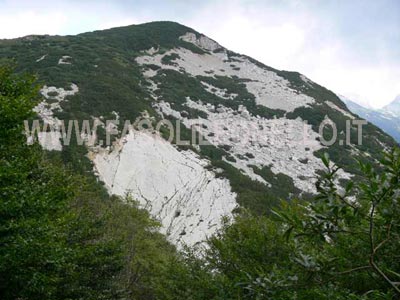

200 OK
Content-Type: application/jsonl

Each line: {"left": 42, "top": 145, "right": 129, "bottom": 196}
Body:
{"left": 0, "top": 0, "right": 399, "bottom": 108}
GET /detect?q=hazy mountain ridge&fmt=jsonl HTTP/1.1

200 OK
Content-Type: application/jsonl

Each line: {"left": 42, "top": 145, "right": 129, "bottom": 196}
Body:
{"left": 383, "top": 95, "right": 400, "bottom": 116}
{"left": 341, "top": 95, "right": 400, "bottom": 143}
{"left": 0, "top": 21, "right": 396, "bottom": 247}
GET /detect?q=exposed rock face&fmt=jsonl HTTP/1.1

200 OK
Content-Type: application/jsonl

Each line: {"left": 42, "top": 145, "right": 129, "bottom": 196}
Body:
{"left": 32, "top": 84, "right": 79, "bottom": 151}
{"left": 156, "top": 98, "right": 352, "bottom": 194}
{"left": 180, "top": 32, "right": 223, "bottom": 52}
{"left": 136, "top": 35, "right": 315, "bottom": 112}
{"left": 58, "top": 55, "right": 72, "bottom": 65}
{"left": 325, "top": 101, "right": 355, "bottom": 120}
{"left": 91, "top": 130, "right": 237, "bottom": 247}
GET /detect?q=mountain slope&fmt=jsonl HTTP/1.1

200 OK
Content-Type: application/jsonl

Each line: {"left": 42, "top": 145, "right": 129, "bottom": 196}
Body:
{"left": 384, "top": 95, "right": 400, "bottom": 116}
{"left": 341, "top": 95, "right": 400, "bottom": 143}
{"left": 0, "top": 21, "right": 396, "bottom": 247}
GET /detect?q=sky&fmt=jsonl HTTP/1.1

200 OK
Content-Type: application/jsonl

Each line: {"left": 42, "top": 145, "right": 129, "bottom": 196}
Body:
{"left": 0, "top": 0, "right": 399, "bottom": 109}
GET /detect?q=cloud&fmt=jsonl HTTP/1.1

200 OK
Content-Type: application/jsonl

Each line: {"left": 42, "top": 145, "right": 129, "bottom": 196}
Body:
{"left": 0, "top": 11, "right": 68, "bottom": 38}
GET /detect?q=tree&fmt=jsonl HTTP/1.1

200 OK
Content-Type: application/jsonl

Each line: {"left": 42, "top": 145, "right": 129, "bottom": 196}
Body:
{"left": 281, "top": 149, "right": 400, "bottom": 298}
{"left": 0, "top": 65, "right": 123, "bottom": 299}
{"left": 0, "top": 64, "right": 186, "bottom": 300}
{"left": 168, "top": 149, "right": 400, "bottom": 299}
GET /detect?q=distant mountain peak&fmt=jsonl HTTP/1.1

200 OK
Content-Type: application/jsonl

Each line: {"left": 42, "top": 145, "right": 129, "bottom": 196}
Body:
{"left": 391, "top": 94, "right": 400, "bottom": 104}
{"left": 383, "top": 94, "right": 400, "bottom": 116}
{"left": 342, "top": 94, "right": 400, "bottom": 143}
{"left": 339, "top": 93, "right": 375, "bottom": 110}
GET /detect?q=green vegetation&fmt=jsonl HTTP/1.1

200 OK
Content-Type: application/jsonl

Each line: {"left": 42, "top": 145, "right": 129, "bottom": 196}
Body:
{"left": 250, "top": 164, "right": 304, "bottom": 199}
{"left": 1, "top": 21, "right": 399, "bottom": 299}
{"left": 1, "top": 65, "right": 400, "bottom": 299}
{"left": 282, "top": 72, "right": 397, "bottom": 176}
{"left": 0, "top": 20, "right": 396, "bottom": 212}
{"left": 161, "top": 150, "right": 400, "bottom": 299}
{"left": 161, "top": 53, "right": 181, "bottom": 65}
{"left": 0, "top": 65, "right": 178, "bottom": 299}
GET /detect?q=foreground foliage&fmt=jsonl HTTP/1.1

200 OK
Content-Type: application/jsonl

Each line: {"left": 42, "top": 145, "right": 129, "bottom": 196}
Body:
{"left": 0, "top": 65, "right": 177, "bottom": 299}
{"left": 165, "top": 150, "right": 400, "bottom": 299}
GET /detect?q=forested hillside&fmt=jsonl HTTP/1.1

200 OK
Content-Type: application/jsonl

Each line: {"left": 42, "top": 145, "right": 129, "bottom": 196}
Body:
{"left": 0, "top": 65, "right": 179, "bottom": 299}
{"left": 1, "top": 21, "right": 400, "bottom": 299}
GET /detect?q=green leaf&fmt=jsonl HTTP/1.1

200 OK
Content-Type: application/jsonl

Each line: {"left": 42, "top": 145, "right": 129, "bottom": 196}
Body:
{"left": 322, "top": 152, "right": 330, "bottom": 168}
